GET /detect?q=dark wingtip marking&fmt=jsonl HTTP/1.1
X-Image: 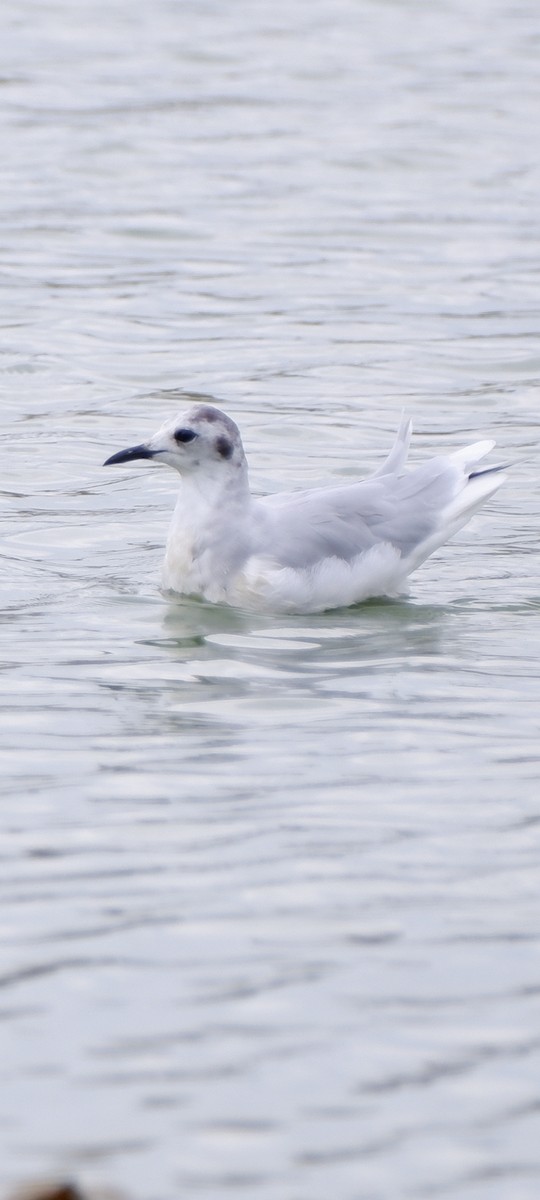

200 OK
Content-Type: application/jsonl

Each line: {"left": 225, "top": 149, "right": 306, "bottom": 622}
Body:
{"left": 469, "top": 463, "right": 509, "bottom": 479}
{"left": 215, "top": 435, "right": 233, "bottom": 460}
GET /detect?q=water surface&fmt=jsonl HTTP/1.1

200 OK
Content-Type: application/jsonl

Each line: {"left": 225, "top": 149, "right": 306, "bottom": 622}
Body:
{"left": 1, "top": 1, "right": 540, "bottom": 1197}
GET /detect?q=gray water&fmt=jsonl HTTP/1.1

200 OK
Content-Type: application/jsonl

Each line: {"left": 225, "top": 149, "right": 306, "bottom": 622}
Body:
{"left": 1, "top": 1, "right": 540, "bottom": 1198}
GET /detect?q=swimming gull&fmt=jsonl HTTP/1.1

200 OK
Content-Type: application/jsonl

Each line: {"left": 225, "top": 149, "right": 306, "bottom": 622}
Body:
{"left": 104, "top": 405, "right": 505, "bottom": 613}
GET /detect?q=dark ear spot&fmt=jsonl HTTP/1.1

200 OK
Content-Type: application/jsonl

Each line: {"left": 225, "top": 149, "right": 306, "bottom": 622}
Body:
{"left": 215, "top": 435, "right": 233, "bottom": 460}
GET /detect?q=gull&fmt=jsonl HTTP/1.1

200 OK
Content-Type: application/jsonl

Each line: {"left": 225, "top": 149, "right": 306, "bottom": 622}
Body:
{"left": 104, "top": 404, "right": 505, "bottom": 614}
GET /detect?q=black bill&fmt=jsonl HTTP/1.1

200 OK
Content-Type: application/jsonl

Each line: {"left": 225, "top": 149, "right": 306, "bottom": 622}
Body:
{"left": 103, "top": 444, "right": 155, "bottom": 466}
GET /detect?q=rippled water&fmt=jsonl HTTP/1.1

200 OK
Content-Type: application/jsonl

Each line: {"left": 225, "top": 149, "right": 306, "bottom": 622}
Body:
{"left": 2, "top": 1, "right": 540, "bottom": 1197}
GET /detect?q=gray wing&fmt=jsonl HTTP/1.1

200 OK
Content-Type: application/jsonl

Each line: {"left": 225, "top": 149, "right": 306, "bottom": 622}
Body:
{"left": 257, "top": 458, "right": 459, "bottom": 570}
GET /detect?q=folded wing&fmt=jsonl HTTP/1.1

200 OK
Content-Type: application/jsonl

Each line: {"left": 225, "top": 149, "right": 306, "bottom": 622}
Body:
{"left": 258, "top": 433, "right": 504, "bottom": 573}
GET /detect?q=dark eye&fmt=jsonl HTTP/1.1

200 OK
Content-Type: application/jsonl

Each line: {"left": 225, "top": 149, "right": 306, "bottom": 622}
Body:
{"left": 174, "top": 428, "right": 197, "bottom": 444}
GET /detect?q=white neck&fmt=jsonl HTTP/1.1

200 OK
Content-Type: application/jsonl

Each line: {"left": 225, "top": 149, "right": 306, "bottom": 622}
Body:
{"left": 162, "top": 461, "right": 252, "bottom": 599}
{"left": 177, "top": 458, "right": 250, "bottom": 511}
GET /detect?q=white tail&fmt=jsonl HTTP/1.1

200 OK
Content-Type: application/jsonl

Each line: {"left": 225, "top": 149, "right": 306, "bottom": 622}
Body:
{"left": 401, "top": 440, "right": 506, "bottom": 577}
